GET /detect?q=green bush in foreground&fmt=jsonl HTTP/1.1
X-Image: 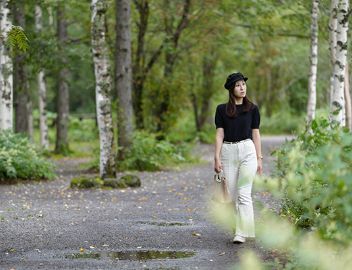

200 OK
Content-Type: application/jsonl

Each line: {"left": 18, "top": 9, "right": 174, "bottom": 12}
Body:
{"left": 274, "top": 117, "right": 352, "bottom": 245}
{"left": 0, "top": 131, "right": 55, "bottom": 180}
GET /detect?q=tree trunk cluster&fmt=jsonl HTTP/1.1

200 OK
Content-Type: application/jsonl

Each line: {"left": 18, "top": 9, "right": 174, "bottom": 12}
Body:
{"left": 308, "top": 0, "right": 351, "bottom": 130}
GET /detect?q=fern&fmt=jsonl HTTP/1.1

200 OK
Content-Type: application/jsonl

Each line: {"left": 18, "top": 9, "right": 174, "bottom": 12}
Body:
{"left": 7, "top": 25, "right": 29, "bottom": 52}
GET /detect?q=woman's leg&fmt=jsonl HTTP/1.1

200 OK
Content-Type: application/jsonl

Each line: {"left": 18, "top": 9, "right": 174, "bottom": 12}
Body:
{"left": 234, "top": 141, "right": 257, "bottom": 238}
{"left": 220, "top": 144, "right": 239, "bottom": 202}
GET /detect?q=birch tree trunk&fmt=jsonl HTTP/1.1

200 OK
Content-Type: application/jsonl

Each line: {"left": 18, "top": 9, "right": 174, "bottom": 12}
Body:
{"left": 48, "top": 6, "right": 54, "bottom": 26}
{"left": 0, "top": 0, "right": 13, "bottom": 131}
{"left": 55, "top": 3, "right": 70, "bottom": 154}
{"left": 115, "top": 0, "right": 134, "bottom": 160}
{"left": 330, "top": 0, "right": 349, "bottom": 126}
{"left": 91, "top": 0, "right": 116, "bottom": 178}
{"left": 328, "top": 0, "right": 338, "bottom": 104}
{"left": 35, "top": 5, "right": 49, "bottom": 149}
{"left": 13, "top": 0, "right": 31, "bottom": 136}
{"left": 345, "top": 62, "right": 352, "bottom": 130}
{"left": 306, "top": 0, "right": 319, "bottom": 125}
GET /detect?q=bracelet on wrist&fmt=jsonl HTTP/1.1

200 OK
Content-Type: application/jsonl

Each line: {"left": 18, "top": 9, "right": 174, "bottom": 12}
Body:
{"left": 257, "top": 155, "right": 263, "bottom": 160}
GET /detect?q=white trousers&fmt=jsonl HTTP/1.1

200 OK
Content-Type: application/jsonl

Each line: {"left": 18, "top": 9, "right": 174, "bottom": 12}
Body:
{"left": 221, "top": 139, "right": 257, "bottom": 237}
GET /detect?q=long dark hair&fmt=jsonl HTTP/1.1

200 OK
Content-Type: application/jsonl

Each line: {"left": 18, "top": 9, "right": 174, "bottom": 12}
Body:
{"left": 226, "top": 90, "right": 254, "bottom": 118}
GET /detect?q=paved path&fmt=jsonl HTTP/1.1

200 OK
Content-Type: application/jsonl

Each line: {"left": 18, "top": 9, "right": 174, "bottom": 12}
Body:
{"left": 0, "top": 136, "right": 293, "bottom": 270}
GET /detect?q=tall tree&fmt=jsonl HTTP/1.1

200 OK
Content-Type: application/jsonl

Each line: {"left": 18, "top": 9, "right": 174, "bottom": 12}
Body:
{"left": 91, "top": 0, "right": 116, "bottom": 178}
{"left": 116, "top": 0, "right": 134, "bottom": 159}
{"left": 56, "top": 2, "right": 70, "bottom": 154}
{"left": 132, "top": 0, "right": 150, "bottom": 129}
{"left": 0, "top": 0, "right": 12, "bottom": 131}
{"left": 35, "top": 4, "right": 49, "bottom": 149}
{"left": 13, "top": 0, "right": 31, "bottom": 136}
{"left": 156, "top": 0, "right": 191, "bottom": 133}
{"left": 345, "top": 62, "right": 351, "bottom": 130}
{"left": 329, "top": 0, "right": 339, "bottom": 104}
{"left": 330, "top": 0, "right": 349, "bottom": 126}
{"left": 191, "top": 50, "right": 218, "bottom": 132}
{"left": 306, "top": 0, "right": 319, "bottom": 126}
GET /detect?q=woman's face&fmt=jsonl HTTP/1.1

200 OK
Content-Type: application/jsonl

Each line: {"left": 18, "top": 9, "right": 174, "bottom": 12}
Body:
{"left": 232, "top": 80, "right": 246, "bottom": 98}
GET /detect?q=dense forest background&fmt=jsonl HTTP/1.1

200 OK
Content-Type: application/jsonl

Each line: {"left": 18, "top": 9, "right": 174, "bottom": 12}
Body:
{"left": 11, "top": 0, "right": 351, "bottom": 141}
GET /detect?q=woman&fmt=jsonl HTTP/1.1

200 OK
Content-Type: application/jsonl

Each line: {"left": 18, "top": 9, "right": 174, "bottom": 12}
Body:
{"left": 214, "top": 72, "right": 263, "bottom": 244}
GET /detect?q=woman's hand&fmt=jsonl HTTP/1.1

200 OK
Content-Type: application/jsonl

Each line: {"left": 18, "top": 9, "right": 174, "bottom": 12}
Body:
{"left": 214, "top": 157, "right": 222, "bottom": 173}
{"left": 257, "top": 158, "right": 263, "bottom": 175}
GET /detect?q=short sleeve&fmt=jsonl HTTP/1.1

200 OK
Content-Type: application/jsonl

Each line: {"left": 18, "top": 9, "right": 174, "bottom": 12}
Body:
{"left": 251, "top": 105, "right": 260, "bottom": 129}
{"left": 215, "top": 105, "right": 224, "bottom": 129}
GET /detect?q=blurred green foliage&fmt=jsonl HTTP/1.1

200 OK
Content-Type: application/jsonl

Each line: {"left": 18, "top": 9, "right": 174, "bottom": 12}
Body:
{"left": 21, "top": 0, "right": 345, "bottom": 139}
{"left": 118, "top": 131, "right": 194, "bottom": 171}
{"left": 274, "top": 117, "right": 352, "bottom": 245}
{"left": 70, "top": 176, "right": 104, "bottom": 189}
{"left": 0, "top": 131, "right": 55, "bottom": 180}
{"left": 260, "top": 110, "right": 305, "bottom": 135}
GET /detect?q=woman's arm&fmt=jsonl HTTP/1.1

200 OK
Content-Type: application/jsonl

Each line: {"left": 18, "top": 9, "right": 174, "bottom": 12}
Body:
{"left": 214, "top": 128, "right": 224, "bottom": 173}
{"left": 252, "top": 129, "right": 263, "bottom": 175}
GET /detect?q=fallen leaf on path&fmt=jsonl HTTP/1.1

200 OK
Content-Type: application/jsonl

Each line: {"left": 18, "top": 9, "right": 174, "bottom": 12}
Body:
{"left": 192, "top": 232, "right": 201, "bottom": 237}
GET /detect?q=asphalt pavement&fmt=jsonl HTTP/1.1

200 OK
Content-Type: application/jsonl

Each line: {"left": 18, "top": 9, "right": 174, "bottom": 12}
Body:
{"left": 0, "top": 136, "right": 293, "bottom": 270}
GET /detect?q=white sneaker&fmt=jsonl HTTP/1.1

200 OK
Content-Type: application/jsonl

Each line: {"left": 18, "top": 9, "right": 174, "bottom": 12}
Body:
{"left": 233, "top": 235, "right": 246, "bottom": 243}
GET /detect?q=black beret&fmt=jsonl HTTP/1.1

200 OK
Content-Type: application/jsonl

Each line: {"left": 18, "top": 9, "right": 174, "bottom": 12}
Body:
{"left": 224, "top": 72, "right": 248, "bottom": 90}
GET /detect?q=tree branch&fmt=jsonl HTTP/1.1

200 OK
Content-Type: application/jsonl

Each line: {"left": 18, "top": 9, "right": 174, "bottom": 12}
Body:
{"left": 173, "top": 0, "right": 191, "bottom": 46}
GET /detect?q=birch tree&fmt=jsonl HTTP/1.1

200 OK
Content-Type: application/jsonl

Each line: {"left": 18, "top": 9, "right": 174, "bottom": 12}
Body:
{"left": 91, "top": 0, "right": 116, "bottom": 178}
{"left": 306, "top": 0, "right": 319, "bottom": 125}
{"left": 345, "top": 62, "right": 351, "bottom": 130}
{"left": 330, "top": 0, "right": 349, "bottom": 126}
{"left": 56, "top": 2, "right": 70, "bottom": 154}
{"left": 328, "top": 0, "right": 338, "bottom": 104}
{"left": 116, "top": 0, "right": 134, "bottom": 159}
{"left": 0, "top": 0, "right": 12, "bottom": 131}
{"left": 35, "top": 5, "right": 49, "bottom": 149}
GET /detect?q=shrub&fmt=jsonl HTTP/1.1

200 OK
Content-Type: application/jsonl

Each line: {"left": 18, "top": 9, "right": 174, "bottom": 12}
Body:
{"left": 274, "top": 117, "right": 352, "bottom": 245}
{"left": 260, "top": 110, "right": 305, "bottom": 135}
{"left": 69, "top": 117, "right": 98, "bottom": 142}
{"left": 118, "top": 131, "right": 189, "bottom": 171}
{"left": 0, "top": 131, "right": 55, "bottom": 180}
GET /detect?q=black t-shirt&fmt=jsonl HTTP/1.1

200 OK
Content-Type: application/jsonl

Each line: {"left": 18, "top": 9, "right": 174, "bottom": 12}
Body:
{"left": 215, "top": 103, "right": 260, "bottom": 142}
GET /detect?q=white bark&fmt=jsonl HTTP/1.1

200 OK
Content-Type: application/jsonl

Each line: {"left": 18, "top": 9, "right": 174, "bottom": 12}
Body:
{"left": 330, "top": 0, "right": 349, "bottom": 126}
{"left": 345, "top": 62, "right": 352, "bottom": 130}
{"left": 27, "top": 96, "right": 33, "bottom": 140}
{"left": 47, "top": 6, "right": 54, "bottom": 26}
{"left": 0, "top": 0, "right": 13, "bottom": 131}
{"left": 307, "top": 0, "right": 319, "bottom": 125}
{"left": 35, "top": 5, "right": 49, "bottom": 149}
{"left": 329, "top": 0, "right": 339, "bottom": 104}
{"left": 91, "top": 0, "right": 116, "bottom": 178}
